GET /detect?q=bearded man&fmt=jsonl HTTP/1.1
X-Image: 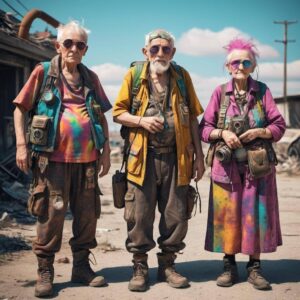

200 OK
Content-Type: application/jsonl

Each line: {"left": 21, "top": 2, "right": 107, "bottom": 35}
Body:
{"left": 113, "top": 29, "right": 205, "bottom": 292}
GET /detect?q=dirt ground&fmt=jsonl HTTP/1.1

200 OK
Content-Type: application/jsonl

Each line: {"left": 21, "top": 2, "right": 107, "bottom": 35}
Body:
{"left": 0, "top": 163, "right": 299, "bottom": 300}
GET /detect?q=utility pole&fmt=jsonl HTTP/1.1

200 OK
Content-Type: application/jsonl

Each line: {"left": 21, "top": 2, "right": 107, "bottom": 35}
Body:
{"left": 274, "top": 20, "right": 297, "bottom": 125}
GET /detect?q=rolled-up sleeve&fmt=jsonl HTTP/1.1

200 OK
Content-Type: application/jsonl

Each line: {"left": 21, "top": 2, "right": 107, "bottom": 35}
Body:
{"left": 199, "top": 85, "right": 222, "bottom": 143}
{"left": 263, "top": 87, "right": 286, "bottom": 142}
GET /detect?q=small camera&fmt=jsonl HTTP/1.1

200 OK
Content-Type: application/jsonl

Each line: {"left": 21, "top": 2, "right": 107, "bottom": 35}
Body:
{"left": 215, "top": 143, "right": 232, "bottom": 162}
{"left": 229, "top": 115, "right": 249, "bottom": 136}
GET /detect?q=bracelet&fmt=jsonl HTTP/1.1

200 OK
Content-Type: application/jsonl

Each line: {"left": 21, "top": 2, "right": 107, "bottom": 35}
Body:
{"left": 217, "top": 129, "right": 223, "bottom": 139}
{"left": 16, "top": 143, "right": 26, "bottom": 146}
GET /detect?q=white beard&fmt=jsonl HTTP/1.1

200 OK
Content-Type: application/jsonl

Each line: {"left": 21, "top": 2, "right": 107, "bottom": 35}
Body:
{"left": 150, "top": 60, "right": 170, "bottom": 74}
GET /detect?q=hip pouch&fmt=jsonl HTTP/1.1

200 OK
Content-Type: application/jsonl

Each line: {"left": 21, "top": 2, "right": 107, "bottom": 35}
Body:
{"left": 247, "top": 143, "right": 272, "bottom": 179}
{"left": 112, "top": 170, "right": 127, "bottom": 208}
{"left": 29, "top": 115, "right": 52, "bottom": 146}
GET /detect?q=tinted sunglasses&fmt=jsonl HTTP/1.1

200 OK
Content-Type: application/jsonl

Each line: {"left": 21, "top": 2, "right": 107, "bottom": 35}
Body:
{"left": 230, "top": 59, "right": 252, "bottom": 69}
{"left": 149, "top": 45, "right": 172, "bottom": 55}
{"left": 62, "top": 39, "right": 87, "bottom": 50}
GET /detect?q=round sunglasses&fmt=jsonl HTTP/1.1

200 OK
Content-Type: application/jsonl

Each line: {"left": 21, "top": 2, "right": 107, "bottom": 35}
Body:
{"left": 230, "top": 59, "right": 252, "bottom": 70}
{"left": 149, "top": 45, "right": 172, "bottom": 55}
{"left": 62, "top": 39, "right": 87, "bottom": 51}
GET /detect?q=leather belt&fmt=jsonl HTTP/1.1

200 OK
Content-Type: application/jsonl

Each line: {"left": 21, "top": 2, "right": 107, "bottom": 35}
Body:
{"left": 148, "top": 146, "right": 176, "bottom": 154}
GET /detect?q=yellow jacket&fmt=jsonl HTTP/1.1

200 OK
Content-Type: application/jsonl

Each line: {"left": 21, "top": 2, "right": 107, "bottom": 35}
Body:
{"left": 113, "top": 62, "right": 203, "bottom": 186}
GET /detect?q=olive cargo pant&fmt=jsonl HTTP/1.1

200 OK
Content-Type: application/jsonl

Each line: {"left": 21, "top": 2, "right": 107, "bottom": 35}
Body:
{"left": 31, "top": 161, "right": 101, "bottom": 257}
{"left": 125, "top": 150, "right": 189, "bottom": 254}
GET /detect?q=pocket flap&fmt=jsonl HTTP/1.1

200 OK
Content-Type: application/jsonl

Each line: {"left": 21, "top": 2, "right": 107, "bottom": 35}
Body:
{"left": 32, "top": 115, "right": 51, "bottom": 129}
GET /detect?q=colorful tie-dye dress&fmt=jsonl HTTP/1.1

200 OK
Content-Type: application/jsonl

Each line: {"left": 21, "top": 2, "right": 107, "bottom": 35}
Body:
{"left": 199, "top": 77, "right": 286, "bottom": 255}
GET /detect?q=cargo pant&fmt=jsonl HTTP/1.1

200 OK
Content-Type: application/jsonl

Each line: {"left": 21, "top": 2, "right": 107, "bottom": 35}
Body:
{"left": 125, "top": 149, "right": 189, "bottom": 254}
{"left": 30, "top": 161, "right": 101, "bottom": 257}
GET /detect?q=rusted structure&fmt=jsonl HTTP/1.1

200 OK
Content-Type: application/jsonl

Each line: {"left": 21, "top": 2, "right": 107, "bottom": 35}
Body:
{"left": 0, "top": 9, "right": 60, "bottom": 161}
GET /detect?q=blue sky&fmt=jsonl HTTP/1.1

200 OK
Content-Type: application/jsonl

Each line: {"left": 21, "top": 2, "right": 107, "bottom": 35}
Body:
{"left": 1, "top": 0, "right": 300, "bottom": 130}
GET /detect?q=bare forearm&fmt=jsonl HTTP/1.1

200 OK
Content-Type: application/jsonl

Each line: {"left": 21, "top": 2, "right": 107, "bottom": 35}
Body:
{"left": 113, "top": 112, "right": 142, "bottom": 128}
{"left": 14, "top": 106, "right": 27, "bottom": 145}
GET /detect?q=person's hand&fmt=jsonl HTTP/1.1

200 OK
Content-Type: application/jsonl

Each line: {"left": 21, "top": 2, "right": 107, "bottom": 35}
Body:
{"left": 98, "top": 145, "right": 111, "bottom": 177}
{"left": 192, "top": 155, "right": 205, "bottom": 182}
{"left": 239, "top": 128, "right": 261, "bottom": 143}
{"left": 16, "top": 144, "right": 30, "bottom": 174}
{"left": 222, "top": 130, "right": 242, "bottom": 149}
{"left": 140, "top": 116, "right": 164, "bottom": 134}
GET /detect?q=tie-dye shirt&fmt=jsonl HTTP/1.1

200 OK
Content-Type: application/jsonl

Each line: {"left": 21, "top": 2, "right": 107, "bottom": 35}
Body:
{"left": 13, "top": 64, "right": 111, "bottom": 163}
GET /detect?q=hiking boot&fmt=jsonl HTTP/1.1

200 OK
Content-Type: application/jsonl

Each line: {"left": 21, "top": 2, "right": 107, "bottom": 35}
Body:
{"left": 157, "top": 252, "right": 189, "bottom": 288}
{"left": 128, "top": 253, "right": 149, "bottom": 292}
{"left": 35, "top": 255, "right": 54, "bottom": 298}
{"left": 216, "top": 257, "right": 239, "bottom": 287}
{"left": 71, "top": 250, "right": 106, "bottom": 287}
{"left": 247, "top": 261, "right": 271, "bottom": 290}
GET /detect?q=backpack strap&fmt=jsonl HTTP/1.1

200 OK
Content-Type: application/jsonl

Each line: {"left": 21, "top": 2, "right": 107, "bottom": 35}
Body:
{"left": 217, "top": 84, "right": 230, "bottom": 129}
{"left": 170, "top": 61, "right": 187, "bottom": 102}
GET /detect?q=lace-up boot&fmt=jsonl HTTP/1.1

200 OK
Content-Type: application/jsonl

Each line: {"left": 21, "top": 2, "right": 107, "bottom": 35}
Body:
{"left": 216, "top": 256, "right": 239, "bottom": 287}
{"left": 128, "top": 253, "right": 149, "bottom": 292}
{"left": 247, "top": 260, "right": 271, "bottom": 290}
{"left": 157, "top": 252, "right": 189, "bottom": 288}
{"left": 35, "top": 255, "right": 54, "bottom": 297}
{"left": 71, "top": 250, "right": 106, "bottom": 287}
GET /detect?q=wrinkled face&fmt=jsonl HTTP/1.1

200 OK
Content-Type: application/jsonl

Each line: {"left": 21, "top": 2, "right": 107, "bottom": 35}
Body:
{"left": 55, "top": 29, "right": 88, "bottom": 65}
{"left": 143, "top": 38, "right": 176, "bottom": 74}
{"left": 226, "top": 49, "right": 255, "bottom": 81}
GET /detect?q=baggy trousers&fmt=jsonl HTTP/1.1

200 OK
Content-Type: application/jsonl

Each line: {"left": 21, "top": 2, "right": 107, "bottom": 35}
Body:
{"left": 125, "top": 151, "right": 189, "bottom": 254}
{"left": 32, "top": 161, "right": 101, "bottom": 257}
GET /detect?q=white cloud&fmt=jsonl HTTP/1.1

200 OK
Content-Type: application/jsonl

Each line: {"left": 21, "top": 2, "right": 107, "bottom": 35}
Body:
{"left": 177, "top": 27, "right": 279, "bottom": 59}
{"left": 259, "top": 60, "right": 300, "bottom": 80}
{"left": 91, "top": 63, "right": 127, "bottom": 84}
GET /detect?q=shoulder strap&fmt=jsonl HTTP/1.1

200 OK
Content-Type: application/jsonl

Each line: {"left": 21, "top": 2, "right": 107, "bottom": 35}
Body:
{"left": 131, "top": 61, "right": 144, "bottom": 98}
{"left": 217, "top": 84, "right": 230, "bottom": 129}
{"left": 171, "top": 61, "right": 187, "bottom": 101}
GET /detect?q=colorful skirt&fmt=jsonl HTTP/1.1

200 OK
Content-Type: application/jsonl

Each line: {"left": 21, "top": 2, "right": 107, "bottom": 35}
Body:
{"left": 205, "top": 173, "right": 282, "bottom": 255}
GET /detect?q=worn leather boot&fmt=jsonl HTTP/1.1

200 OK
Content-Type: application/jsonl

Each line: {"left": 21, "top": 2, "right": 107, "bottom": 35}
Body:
{"left": 35, "top": 255, "right": 54, "bottom": 298}
{"left": 128, "top": 253, "right": 149, "bottom": 292}
{"left": 247, "top": 261, "right": 271, "bottom": 290}
{"left": 157, "top": 252, "right": 189, "bottom": 288}
{"left": 216, "top": 257, "right": 239, "bottom": 287}
{"left": 71, "top": 250, "right": 106, "bottom": 287}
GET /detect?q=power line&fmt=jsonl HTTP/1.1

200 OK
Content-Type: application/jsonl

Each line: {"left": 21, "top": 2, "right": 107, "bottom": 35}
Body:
{"left": 15, "top": 0, "right": 29, "bottom": 12}
{"left": 274, "top": 20, "right": 297, "bottom": 125}
{"left": 2, "top": 0, "right": 23, "bottom": 18}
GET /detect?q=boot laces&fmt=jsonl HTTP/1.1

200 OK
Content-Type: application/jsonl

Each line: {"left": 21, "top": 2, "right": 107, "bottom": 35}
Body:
{"left": 251, "top": 266, "right": 265, "bottom": 280}
{"left": 40, "top": 268, "right": 52, "bottom": 283}
{"left": 134, "top": 263, "right": 145, "bottom": 277}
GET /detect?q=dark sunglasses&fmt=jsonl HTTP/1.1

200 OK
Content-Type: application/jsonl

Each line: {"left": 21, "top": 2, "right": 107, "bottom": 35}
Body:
{"left": 230, "top": 59, "right": 252, "bottom": 69}
{"left": 62, "top": 39, "right": 87, "bottom": 50}
{"left": 149, "top": 45, "right": 172, "bottom": 55}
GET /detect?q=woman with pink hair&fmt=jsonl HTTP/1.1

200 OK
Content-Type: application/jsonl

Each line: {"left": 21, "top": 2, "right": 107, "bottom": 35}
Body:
{"left": 199, "top": 38, "right": 286, "bottom": 290}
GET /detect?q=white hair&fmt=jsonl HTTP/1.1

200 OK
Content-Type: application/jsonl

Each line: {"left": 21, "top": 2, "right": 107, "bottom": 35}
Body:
{"left": 57, "top": 20, "right": 90, "bottom": 43}
{"left": 145, "top": 29, "right": 175, "bottom": 47}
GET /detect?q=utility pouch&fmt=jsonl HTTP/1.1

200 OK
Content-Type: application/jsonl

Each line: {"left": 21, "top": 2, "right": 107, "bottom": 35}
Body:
{"left": 179, "top": 103, "right": 190, "bottom": 127}
{"left": 247, "top": 145, "right": 272, "bottom": 179}
{"left": 29, "top": 115, "right": 51, "bottom": 146}
{"left": 124, "top": 188, "right": 135, "bottom": 223}
{"left": 27, "top": 183, "right": 48, "bottom": 217}
{"left": 112, "top": 170, "right": 127, "bottom": 208}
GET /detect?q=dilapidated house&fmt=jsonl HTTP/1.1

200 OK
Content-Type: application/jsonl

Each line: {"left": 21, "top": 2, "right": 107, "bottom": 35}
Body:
{"left": 0, "top": 9, "right": 59, "bottom": 178}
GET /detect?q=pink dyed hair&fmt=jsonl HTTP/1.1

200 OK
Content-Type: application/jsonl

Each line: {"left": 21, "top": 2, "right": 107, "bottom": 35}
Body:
{"left": 224, "top": 38, "right": 259, "bottom": 64}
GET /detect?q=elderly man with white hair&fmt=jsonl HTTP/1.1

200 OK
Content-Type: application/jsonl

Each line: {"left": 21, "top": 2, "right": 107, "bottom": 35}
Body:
{"left": 13, "top": 21, "right": 111, "bottom": 297}
{"left": 113, "top": 29, "right": 205, "bottom": 292}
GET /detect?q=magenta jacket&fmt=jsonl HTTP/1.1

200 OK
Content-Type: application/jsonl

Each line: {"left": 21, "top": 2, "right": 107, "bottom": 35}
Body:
{"left": 199, "top": 77, "right": 286, "bottom": 184}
